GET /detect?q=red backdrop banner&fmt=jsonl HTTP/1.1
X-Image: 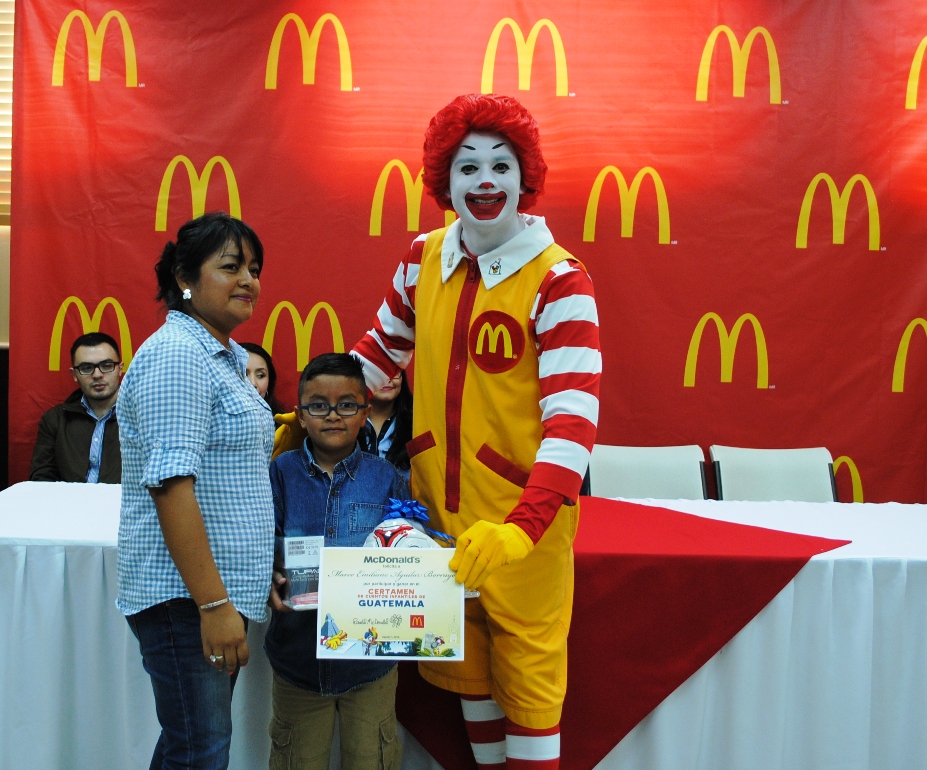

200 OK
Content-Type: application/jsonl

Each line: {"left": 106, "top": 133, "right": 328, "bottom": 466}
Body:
{"left": 11, "top": 0, "right": 927, "bottom": 499}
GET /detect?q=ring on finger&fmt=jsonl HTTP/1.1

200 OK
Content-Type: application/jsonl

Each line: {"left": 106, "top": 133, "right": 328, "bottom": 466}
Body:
{"left": 209, "top": 654, "right": 225, "bottom": 664}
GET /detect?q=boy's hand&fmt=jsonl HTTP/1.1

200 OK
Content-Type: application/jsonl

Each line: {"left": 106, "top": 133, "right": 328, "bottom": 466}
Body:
{"left": 448, "top": 521, "right": 533, "bottom": 590}
{"left": 268, "top": 570, "right": 291, "bottom": 612}
{"left": 272, "top": 413, "right": 307, "bottom": 460}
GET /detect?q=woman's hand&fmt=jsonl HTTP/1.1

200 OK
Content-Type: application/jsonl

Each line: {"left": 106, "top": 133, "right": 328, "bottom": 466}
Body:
{"left": 268, "top": 571, "right": 291, "bottom": 613}
{"left": 200, "top": 601, "right": 249, "bottom": 674}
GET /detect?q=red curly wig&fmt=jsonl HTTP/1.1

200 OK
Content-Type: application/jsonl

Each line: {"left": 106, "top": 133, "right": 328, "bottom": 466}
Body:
{"left": 423, "top": 94, "right": 547, "bottom": 212}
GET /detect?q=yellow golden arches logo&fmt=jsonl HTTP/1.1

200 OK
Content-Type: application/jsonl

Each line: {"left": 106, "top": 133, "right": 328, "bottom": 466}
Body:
{"left": 481, "top": 18, "right": 568, "bottom": 97}
{"left": 369, "top": 160, "right": 456, "bottom": 236}
{"left": 49, "top": 296, "right": 133, "bottom": 371}
{"left": 155, "top": 156, "right": 242, "bottom": 232}
{"left": 684, "top": 312, "right": 769, "bottom": 388}
{"left": 262, "top": 301, "right": 345, "bottom": 371}
{"left": 696, "top": 26, "right": 781, "bottom": 104}
{"left": 582, "top": 166, "right": 671, "bottom": 244}
{"left": 265, "top": 13, "right": 352, "bottom": 91}
{"left": 832, "top": 455, "right": 864, "bottom": 503}
{"left": 906, "top": 37, "right": 927, "bottom": 109}
{"left": 52, "top": 10, "right": 138, "bottom": 87}
{"left": 795, "top": 173, "right": 880, "bottom": 251}
{"left": 370, "top": 162, "right": 423, "bottom": 236}
{"left": 892, "top": 318, "right": 927, "bottom": 392}
{"left": 476, "top": 323, "right": 514, "bottom": 358}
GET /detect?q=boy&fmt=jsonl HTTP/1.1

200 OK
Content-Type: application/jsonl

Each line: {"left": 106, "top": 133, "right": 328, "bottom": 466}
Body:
{"left": 265, "top": 353, "right": 408, "bottom": 770}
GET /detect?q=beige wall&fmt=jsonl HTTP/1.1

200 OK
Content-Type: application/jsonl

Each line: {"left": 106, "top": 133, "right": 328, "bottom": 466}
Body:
{"left": 0, "top": 224, "right": 8, "bottom": 345}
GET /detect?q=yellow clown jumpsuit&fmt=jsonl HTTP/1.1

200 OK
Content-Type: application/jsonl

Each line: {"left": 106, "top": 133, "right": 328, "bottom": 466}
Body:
{"left": 407, "top": 226, "right": 580, "bottom": 730}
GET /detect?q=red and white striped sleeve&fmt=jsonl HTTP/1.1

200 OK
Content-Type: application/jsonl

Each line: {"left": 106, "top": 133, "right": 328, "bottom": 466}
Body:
{"left": 505, "top": 258, "right": 601, "bottom": 542}
{"left": 352, "top": 235, "right": 426, "bottom": 392}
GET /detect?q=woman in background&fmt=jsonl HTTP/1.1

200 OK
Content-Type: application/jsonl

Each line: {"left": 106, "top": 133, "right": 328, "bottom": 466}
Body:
{"left": 116, "top": 212, "right": 274, "bottom": 770}
{"left": 361, "top": 371, "right": 412, "bottom": 477}
{"left": 240, "top": 341, "right": 286, "bottom": 415}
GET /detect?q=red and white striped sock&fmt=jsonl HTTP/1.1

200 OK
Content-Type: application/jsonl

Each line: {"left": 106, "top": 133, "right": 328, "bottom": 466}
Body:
{"left": 461, "top": 695, "right": 506, "bottom": 770}
{"left": 505, "top": 719, "right": 560, "bottom": 770}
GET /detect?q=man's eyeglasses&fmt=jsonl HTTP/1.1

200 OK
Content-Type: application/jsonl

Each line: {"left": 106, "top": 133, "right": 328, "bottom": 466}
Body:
{"left": 73, "top": 360, "right": 120, "bottom": 376}
{"left": 297, "top": 401, "right": 367, "bottom": 418}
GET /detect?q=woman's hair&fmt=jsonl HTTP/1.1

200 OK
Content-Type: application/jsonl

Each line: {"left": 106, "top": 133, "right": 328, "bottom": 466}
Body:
{"left": 155, "top": 212, "right": 264, "bottom": 311}
{"left": 422, "top": 93, "right": 547, "bottom": 212}
{"left": 384, "top": 373, "right": 413, "bottom": 471}
{"left": 239, "top": 342, "right": 285, "bottom": 415}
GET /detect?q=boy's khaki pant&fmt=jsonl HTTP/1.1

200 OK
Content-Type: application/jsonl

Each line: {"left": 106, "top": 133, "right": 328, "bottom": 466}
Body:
{"left": 269, "top": 668, "right": 402, "bottom": 770}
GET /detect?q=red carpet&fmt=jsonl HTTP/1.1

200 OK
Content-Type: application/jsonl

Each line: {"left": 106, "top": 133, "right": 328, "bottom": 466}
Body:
{"left": 397, "top": 497, "right": 849, "bottom": 769}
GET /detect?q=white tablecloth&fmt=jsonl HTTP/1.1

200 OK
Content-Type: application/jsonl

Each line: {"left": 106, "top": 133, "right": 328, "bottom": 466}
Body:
{"left": 0, "top": 482, "right": 439, "bottom": 770}
{"left": 602, "top": 498, "right": 927, "bottom": 770}
{"left": 1, "top": 483, "right": 926, "bottom": 770}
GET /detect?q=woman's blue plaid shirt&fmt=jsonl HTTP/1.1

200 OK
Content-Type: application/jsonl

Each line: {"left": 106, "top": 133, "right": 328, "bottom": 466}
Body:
{"left": 116, "top": 311, "right": 275, "bottom": 621}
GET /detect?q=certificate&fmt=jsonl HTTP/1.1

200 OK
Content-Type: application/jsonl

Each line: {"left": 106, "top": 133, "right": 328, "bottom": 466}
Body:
{"left": 316, "top": 547, "right": 465, "bottom": 660}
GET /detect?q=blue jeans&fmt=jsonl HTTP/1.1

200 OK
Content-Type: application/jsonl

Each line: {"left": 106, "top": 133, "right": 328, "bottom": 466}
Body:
{"left": 127, "top": 599, "right": 246, "bottom": 770}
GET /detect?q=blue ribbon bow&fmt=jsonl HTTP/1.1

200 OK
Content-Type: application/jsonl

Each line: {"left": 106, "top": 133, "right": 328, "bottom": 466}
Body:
{"left": 383, "top": 498, "right": 429, "bottom": 523}
{"left": 381, "top": 498, "right": 456, "bottom": 546}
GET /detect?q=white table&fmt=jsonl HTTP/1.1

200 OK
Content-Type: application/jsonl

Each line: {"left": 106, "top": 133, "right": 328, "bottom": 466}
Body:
{"left": 2, "top": 483, "right": 926, "bottom": 770}
{"left": 0, "top": 482, "right": 438, "bottom": 770}
{"left": 601, "top": 498, "right": 927, "bottom": 770}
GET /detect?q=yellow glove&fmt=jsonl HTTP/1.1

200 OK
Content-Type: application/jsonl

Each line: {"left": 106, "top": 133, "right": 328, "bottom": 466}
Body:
{"left": 448, "top": 521, "right": 534, "bottom": 590}
{"left": 272, "top": 412, "right": 308, "bottom": 460}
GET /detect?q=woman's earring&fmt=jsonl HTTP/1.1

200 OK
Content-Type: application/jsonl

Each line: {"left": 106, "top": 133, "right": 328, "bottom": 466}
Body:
{"left": 182, "top": 288, "right": 192, "bottom": 300}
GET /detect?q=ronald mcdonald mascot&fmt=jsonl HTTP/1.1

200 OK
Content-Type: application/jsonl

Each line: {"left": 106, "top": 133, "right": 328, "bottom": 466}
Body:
{"left": 278, "top": 94, "right": 600, "bottom": 768}
{"left": 354, "top": 94, "right": 601, "bottom": 769}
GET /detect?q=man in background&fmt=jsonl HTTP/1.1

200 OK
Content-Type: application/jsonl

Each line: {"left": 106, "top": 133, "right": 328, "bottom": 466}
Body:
{"left": 30, "top": 332, "right": 123, "bottom": 483}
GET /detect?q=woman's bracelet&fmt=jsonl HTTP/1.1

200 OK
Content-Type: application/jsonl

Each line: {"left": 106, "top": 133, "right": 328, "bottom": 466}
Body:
{"left": 198, "top": 597, "right": 230, "bottom": 611}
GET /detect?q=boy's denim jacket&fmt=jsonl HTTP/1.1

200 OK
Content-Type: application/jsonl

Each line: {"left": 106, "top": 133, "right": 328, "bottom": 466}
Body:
{"left": 264, "top": 442, "right": 410, "bottom": 695}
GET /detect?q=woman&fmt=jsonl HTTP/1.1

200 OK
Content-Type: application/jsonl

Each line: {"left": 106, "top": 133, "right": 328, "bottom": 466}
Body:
{"left": 240, "top": 341, "right": 285, "bottom": 415}
{"left": 361, "top": 371, "right": 412, "bottom": 476}
{"left": 116, "top": 212, "right": 274, "bottom": 770}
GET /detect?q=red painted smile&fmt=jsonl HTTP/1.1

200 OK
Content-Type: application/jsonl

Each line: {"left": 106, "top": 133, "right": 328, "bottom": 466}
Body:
{"left": 465, "top": 192, "right": 507, "bottom": 220}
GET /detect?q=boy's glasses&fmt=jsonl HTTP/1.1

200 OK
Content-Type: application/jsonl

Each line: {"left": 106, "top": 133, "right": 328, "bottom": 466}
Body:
{"left": 73, "top": 360, "right": 120, "bottom": 376}
{"left": 298, "top": 401, "right": 367, "bottom": 417}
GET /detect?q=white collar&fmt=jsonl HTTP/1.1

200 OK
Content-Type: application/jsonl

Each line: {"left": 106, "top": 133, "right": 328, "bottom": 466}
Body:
{"left": 440, "top": 214, "right": 555, "bottom": 289}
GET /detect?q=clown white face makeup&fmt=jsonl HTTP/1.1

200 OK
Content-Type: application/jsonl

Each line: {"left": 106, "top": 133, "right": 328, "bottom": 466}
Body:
{"left": 448, "top": 132, "right": 526, "bottom": 254}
